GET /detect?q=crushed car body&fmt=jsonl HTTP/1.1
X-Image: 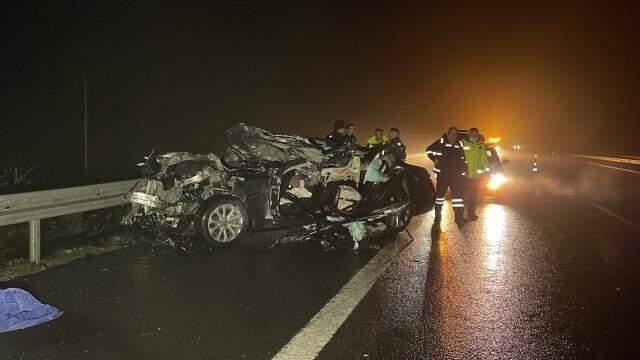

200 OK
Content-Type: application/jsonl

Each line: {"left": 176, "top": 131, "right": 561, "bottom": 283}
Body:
{"left": 122, "top": 124, "right": 436, "bottom": 249}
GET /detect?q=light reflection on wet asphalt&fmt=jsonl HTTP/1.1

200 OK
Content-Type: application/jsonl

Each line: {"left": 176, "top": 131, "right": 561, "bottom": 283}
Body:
{"left": 318, "top": 158, "right": 596, "bottom": 359}
{"left": 2, "top": 155, "right": 639, "bottom": 359}
{"left": 320, "top": 198, "right": 581, "bottom": 359}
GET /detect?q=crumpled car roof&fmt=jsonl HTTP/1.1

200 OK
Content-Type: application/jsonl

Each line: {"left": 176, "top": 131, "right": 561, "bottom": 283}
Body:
{"left": 224, "top": 124, "right": 324, "bottom": 166}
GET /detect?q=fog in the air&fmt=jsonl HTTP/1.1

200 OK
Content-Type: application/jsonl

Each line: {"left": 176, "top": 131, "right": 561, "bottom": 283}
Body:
{"left": 2, "top": 2, "right": 639, "bottom": 180}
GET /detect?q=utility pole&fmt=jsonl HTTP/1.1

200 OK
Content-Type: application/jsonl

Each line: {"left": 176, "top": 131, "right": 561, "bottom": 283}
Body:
{"left": 83, "top": 76, "right": 89, "bottom": 172}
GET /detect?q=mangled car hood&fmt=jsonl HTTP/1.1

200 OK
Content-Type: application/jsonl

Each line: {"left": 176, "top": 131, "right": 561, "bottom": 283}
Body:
{"left": 223, "top": 124, "right": 323, "bottom": 167}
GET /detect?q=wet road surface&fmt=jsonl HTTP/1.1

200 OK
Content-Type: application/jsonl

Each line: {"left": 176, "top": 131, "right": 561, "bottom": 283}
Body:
{"left": 0, "top": 236, "right": 375, "bottom": 359}
{"left": 319, "top": 155, "right": 640, "bottom": 359}
{"left": 2, "top": 153, "right": 640, "bottom": 359}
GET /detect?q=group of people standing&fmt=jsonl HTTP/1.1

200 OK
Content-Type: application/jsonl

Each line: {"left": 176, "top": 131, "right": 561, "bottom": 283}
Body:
{"left": 326, "top": 121, "right": 497, "bottom": 227}
{"left": 427, "top": 127, "right": 493, "bottom": 226}
{"left": 325, "top": 120, "right": 407, "bottom": 161}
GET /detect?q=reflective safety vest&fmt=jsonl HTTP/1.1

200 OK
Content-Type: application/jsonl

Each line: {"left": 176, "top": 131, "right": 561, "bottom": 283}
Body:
{"left": 461, "top": 138, "right": 491, "bottom": 179}
{"left": 366, "top": 135, "right": 389, "bottom": 146}
{"left": 426, "top": 136, "right": 467, "bottom": 177}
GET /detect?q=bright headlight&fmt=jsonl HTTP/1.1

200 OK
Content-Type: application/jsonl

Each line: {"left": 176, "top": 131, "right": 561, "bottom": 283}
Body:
{"left": 487, "top": 173, "right": 507, "bottom": 190}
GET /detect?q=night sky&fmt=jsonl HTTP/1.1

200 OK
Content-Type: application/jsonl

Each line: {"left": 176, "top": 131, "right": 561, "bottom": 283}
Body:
{"left": 2, "top": 1, "right": 639, "bottom": 180}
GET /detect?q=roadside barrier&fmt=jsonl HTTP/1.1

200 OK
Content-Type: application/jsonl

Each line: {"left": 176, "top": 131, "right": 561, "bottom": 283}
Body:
{"left": 0, "top": 180, "right": 144, "bottom": 264}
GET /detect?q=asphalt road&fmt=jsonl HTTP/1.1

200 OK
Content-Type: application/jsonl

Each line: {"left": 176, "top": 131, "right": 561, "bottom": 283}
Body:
{"left": 1, "top": 153, "right": 639, "bottom": 359}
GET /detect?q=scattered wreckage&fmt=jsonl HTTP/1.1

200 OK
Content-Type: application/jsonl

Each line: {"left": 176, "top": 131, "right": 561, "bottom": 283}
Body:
{"left": 122, "top": 124, "right": 435, "bottom": 249}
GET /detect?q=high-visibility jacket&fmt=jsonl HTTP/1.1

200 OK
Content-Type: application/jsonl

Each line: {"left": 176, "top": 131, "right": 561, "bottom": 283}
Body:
{"left": 366, "top": 135, "right": 389, "bottom": 146}
{"left": 426, "top": 135, "right": 467, "bottom": 178}
{"left": 461, "top": 138, "right": 491, "bottom": 179}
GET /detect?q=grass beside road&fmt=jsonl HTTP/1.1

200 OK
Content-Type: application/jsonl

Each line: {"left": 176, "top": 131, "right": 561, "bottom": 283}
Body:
{"left": 0, "top": 231, "right": 143, "bottom": 282}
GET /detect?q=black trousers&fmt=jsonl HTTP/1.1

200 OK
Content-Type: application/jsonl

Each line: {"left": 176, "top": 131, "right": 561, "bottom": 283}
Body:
{"left": 434, "top": 174, "right": 465, "bottom": 219}
{"left": 465, "top": 178, "right": 482, "bottom": 216}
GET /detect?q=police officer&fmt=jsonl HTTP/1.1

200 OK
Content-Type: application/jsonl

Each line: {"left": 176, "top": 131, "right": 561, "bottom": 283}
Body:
{"left": 385, "top": 128, "right": 406, "bottom": 161}
{"left": 426, "top": 127, "right": 467, "bottom": 226}
{"left": 366, "top": 128, "right": 389, "bottom": 148}
{"left": 461, "top": 128, "right": 490, "bottom": 221}
{"left": 326, "top": 120, "right": 347, "bottom": 146}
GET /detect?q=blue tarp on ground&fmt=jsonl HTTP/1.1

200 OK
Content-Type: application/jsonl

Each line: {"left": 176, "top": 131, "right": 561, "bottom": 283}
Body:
{"left": 0, "top": 288, "right": 62, "bottom": 333}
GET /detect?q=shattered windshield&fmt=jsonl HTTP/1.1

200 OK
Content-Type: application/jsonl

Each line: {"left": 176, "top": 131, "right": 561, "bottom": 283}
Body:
{"left": 223, "top": 124, "right": 323, "bottom": 167}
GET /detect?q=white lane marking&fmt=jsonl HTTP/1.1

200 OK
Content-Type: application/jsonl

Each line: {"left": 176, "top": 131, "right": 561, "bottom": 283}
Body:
{"left": 589, "top": 201, "right": 640, "bottom": 231}
{"left": 583, "top": 162, "right": 640, "bottom": 175}
{"left": 273, "top": 234, "right": 413, "bottom": 360}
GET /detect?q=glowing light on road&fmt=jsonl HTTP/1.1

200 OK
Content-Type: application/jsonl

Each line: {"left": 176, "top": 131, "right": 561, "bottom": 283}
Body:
{"left": 486, "top": 173, "right": 508, "bottom": 191}
{"left": 484, "top": 204, "right": 506, "bottom": 271}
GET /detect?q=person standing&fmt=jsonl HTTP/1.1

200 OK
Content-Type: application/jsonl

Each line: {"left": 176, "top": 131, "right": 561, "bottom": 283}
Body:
{"left": 326, "top": 120, "right": 347, "bottom": 146}
{"left": 366, "top": 128, "right": 389, "bottom": 148}
{"left": 345, "top": 123, "right": 359, "bottom": 146}
{"left": 426, "top": 127, "right": 467, "bottom": 226}
{"left": 385, "top": 128, "right": 406, "bottom": 161}
{"left": 461, "top": 128, "right": 491, "bottom": 221}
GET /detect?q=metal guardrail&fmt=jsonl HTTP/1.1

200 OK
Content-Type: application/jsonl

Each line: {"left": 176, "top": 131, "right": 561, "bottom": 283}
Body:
{"left": 0, "top": 179, "right": 143, "bottom": 264}
{"left": 573, "top": 154, "right": 640, "bottom": 166}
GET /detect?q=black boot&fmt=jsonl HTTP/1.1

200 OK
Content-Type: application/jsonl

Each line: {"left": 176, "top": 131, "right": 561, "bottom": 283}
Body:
{"left": 467, "top": 203, "right": 478, "bottom": 221}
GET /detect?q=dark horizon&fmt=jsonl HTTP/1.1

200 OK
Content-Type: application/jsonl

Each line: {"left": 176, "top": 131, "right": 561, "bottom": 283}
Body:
{"left": 3, "top": 1, "right": 640, "bottom": 179}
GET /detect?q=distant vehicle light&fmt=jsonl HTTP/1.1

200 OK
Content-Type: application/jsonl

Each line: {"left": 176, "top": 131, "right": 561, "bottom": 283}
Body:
{"left": 487, "top": 173, "right": 507, "bottom": 191}
{"left": 486, "top": 136, "right": 501, "bottom": 144}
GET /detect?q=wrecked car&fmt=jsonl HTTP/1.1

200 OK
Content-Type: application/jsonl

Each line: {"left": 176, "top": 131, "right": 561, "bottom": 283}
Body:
{"left": 122, "top": 124, "right": 435, "bottom": 248}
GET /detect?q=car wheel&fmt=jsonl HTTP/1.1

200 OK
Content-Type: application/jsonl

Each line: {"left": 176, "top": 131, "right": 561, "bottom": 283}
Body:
{"left": 197, "top": 197, "right": 249, "bottom": 247}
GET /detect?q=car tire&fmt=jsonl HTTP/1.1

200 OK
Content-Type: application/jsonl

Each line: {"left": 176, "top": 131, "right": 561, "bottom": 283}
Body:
{"left": 196, "top": 196, "right": 249, "bottom": 247}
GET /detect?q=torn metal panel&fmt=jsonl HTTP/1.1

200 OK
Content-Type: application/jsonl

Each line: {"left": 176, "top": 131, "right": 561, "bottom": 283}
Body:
{"left": 224, "top": 124, "right": 324, "bottom": 166}
{"left": 122, "top": 151, "right": 234, "bottom": 232}
{"left": 337, "top": 185, "right": 361, "bottom": 211}
{"left": 321, "top": 157, "right": 361, "bottom": 185}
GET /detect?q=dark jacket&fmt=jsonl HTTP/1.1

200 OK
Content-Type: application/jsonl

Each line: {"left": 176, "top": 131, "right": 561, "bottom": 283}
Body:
{"left": 326, "top": 131, "right": 347, "bottom": 146}
{"left": 385, "top": 137, "right": 407, "bottom": 161}
{"left": 345, "top": 134, "right": 358, "bottom": 146}
{"left": 426, "top": 135, "right": 467, "bottom": 177}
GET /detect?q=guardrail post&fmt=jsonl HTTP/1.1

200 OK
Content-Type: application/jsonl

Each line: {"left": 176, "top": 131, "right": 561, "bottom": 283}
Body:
{"left": 29, "top": 219, "right": 41, "bottom": 264}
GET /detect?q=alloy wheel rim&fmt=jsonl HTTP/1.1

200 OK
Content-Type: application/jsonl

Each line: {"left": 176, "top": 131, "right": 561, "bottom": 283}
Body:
{"left": 207, "top": 204, "right": 243, "bottom": 242}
